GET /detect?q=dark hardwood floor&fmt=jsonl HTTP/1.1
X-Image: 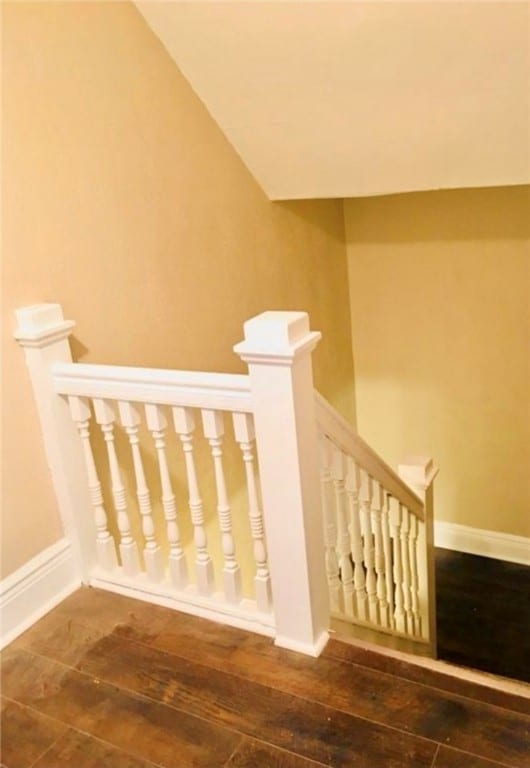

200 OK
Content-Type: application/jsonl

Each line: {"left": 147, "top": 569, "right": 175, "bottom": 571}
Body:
{"left": 436, "top": 548, "right": 530, "bottom": 682}
{"left": 2, "top": 587, "right": 529, "bottom": 768}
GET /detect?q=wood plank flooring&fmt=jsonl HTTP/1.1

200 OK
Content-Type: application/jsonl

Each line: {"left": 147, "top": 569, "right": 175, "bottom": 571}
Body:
{"left": 436, "top": 549, "right": 530, "bottom": 682}
{"left": 2, "top": 588, "right": 529, "bottom": 767}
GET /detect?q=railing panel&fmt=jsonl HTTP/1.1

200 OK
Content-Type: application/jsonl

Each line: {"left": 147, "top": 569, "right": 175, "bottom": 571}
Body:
{"left": 316, "top": 392, "right": 437, "bottom": 650}
{"left": 16, "top": 302, "right": 435, "bottom": 657}
{"left": 60, "top": 380, "right": 274, "bottom": 625}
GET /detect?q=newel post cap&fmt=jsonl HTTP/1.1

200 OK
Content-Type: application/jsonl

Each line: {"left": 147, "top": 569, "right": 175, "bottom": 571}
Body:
{"left": 398, "top": 455, "right": 439, "bottom": 491}
{"left": 14, "top": 303, "right": 75, "bottom": 347}
{"left": 233, "top": 311, "right": 321, "bottom": 364}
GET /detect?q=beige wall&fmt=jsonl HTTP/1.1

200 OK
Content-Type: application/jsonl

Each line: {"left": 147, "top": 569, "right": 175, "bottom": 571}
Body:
{"left": 345, "top": 186, "right": 530, "bottom": 538}
{"left": 1, "top": 2, "right": 354, "bottom": 579}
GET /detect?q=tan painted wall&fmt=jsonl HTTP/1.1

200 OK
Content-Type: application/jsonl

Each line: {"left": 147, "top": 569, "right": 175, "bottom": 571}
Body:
{"left": 345, "top": 187, "right": 530, "bottom": 538}
{"left": 1, "top": 2, "right": 354, "bottom": 579}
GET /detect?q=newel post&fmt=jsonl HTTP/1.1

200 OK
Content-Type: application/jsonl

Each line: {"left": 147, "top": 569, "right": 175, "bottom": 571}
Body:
{"left": 234, "top": 311, "right": 329, "bottom": 656}
{"left": 14, "top": 304, "right": 97, "bottom": 582}
{"left": 398, "top": 456, "right": 438, "bottom": 656}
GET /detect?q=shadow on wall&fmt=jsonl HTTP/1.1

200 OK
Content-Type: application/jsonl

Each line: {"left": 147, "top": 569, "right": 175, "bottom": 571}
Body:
{"left": 275, "top": 199, "right": 348, "bottom": 243}
{"left": 275, "top": 198, "right": 358, "bottom": 427}
{"left": 345, "top": 185, "right": 530, "bottom": 244}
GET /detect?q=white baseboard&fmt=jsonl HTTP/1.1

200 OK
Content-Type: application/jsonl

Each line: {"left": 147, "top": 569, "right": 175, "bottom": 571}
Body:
{"left": 434, "top": 521, "right": 530, "bottom": 566}
{"left": 275, "top": 630, "right": 330, "bottom": 657}
{"left": 0, "top": 538, "right": 81, "bottom": 649}
{"left": 89, "top": 565, "right": 275, "bottom": 639}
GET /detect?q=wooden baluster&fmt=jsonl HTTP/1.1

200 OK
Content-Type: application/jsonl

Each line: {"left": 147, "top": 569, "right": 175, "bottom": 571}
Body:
{"left": 200, "top": 409, "right": 241, "bottom": 602}
{"left": 67, "top": 396, "right": 117, "bottom": 571}
{"left": 382, "top": 492, "right": 395, "bottom": 630}
{"left": 145, "top": 404, "right": 187, "bottom": 588}
{"left": 331, "top": 446, "right": 354, "bottom": 617}
{"left": 408, "top": 514, "right": 422, "bottom": 637}
{"left": 360, "top": 471, "right": 378, "bottom": 624}
{"left": 372, "top": 483, "right": 390, "bottom": 628}
{"left": 319, "top": 435, "right": 342, "bottom": 613}
{"left": 92, "top": 398, "right": 139, "bottom": 577}
{"left": 118, "top": 401, "right": 163, "bottom": 582}
{"left": 398, "top": 456, "right": 438, "bottom": 652}
{"left": 400, "top": 507, "right": 414, "bottom": 633}
{"left": 171, "top": 406, "right": 215, "bottom": 596}
{"left": 233, "top": 412, "right": 271, "bottom": 613}
{"left": 389, "top": 498, "right": 405, "bottom": 633}
{"left": 345, "top": 457, "right": 368, "bottom": 621}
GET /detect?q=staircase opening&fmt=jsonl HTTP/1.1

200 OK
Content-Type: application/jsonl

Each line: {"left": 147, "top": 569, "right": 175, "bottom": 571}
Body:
{"left": 435, "top": 548, "right": 530, "bottom": 683}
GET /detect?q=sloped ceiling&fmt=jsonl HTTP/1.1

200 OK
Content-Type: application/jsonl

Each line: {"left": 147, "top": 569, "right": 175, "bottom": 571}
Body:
{"left": 135, "top": 1, "right": 530, "bottom": 200}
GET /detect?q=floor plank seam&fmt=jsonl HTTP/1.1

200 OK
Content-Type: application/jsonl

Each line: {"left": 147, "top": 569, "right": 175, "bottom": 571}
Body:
{"left": 222, "top": 735, "right": 331, "bottom": 768}
{"left": 9, "top": 646, "right": 447, "bottom": 756}
{"left": 1, "top": 695, "right": 168, "bottom": 768}
{"left": 8, "top": 589, "right": 528, "bottom": 768}
{"left": 4, "top": 654, "right": 349, "bottom": 767}
{"left": 67, "top": 727, "right": 165, "bottom": 768}
{"left": 220, "top": 739, "right": 246, "bottom": 768}
{"left": 26, "top": 730, "right": 68, "bottom": 768}
{"left": 432, "top": 742, "right": 523, "bottom": 768}
{"left": 429, "top": 743, "right": 441, "bottom": 768}
{"left": 44, "top": 611, "right": 530, "bottom": 722}
{"left": 322, "top": 649, "right": 530, "bottom": 717}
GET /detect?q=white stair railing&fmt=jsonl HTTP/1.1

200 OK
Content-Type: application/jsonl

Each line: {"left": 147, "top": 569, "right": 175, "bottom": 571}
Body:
{"left": 15, "top": 303, "right": 436, "bottom": 657}
{"left": 14, "top": 304, "right": 330, "bottom": 655}
{"left": 315, "top": 392, "right": 437, "bottom": 651}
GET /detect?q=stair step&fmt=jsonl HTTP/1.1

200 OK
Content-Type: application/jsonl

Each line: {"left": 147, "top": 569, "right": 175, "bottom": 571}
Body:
{"left": 324, "top": 632, "right": 530, "bottom": 716}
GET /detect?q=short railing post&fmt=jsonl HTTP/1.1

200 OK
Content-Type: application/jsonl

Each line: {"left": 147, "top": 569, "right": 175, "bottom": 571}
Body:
{"left": 14, "top": 304, "right": 98, "bottom": 582}
{"left": 398, "top": 456, "right": 438, "bottom": 655}
{"left": 234, "top": 311, "right": 329, "bottom": 656}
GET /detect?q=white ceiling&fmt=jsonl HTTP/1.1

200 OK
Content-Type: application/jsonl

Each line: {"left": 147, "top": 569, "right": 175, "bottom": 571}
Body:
{"left": 136, "top": 1, "right": 530, "bottom": 200}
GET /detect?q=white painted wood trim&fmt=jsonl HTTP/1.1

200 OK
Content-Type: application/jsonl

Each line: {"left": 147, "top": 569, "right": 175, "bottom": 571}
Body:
{"left": 435, "top": 522, "right": 530, "bottom": 566}
{"left": 52, "top": 362, "right": 252, "bottom": 413}
{"left": 14, "top": 304, "right": 98, "bottom": 581}
{"left": 90, "top": 567, "right": 275, "bottom": 637}
{"left": 235, "top": 311, "right": 330, "bottom": 656}
{"left": 275, "top": 630, "right": 329, "bottom": 657}
{"left": 0, "top": 538, "right": 81, "bottom": 649}
{"left": 327, "top": 631, "right": 530, "bottom": 699}
{"left": 315, "top": 391, "right": 424, "bottom": 518}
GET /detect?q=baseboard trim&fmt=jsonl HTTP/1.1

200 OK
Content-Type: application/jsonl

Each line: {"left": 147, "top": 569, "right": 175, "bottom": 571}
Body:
{"left": 434, "top": 522, "right": 530, "bottom": 566}
{"left": 275, "top": 630, "right": 329, "bottom": 657}
{"left": 89, "top": 566, "right": 275, "bottom": 639}
{"left": 0, "top": 538, "right": 81, "bottom": 649}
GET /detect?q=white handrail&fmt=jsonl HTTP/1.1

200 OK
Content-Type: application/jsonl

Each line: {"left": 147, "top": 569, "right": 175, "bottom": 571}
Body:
{"left": 315, "top": 391, "right": 424, "bottom": 520}
{"left": 52, "top": 362, "right": 253, "bottom": 412}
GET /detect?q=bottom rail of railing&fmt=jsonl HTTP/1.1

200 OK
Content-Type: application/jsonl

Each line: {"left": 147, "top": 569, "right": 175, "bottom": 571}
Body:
{"left": 330, "top": 610, "right": 430, "bottom": 646}
{"left": 88, "top": 565, "right": 276, "bottom": 638}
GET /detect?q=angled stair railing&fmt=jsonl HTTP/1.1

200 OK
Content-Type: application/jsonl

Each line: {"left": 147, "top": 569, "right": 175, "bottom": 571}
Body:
{"left": 316, "top": 392, "right": 437, "bottom": 653}
{"left": 14, "top": 304, "right": 437, "bottom": 657}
